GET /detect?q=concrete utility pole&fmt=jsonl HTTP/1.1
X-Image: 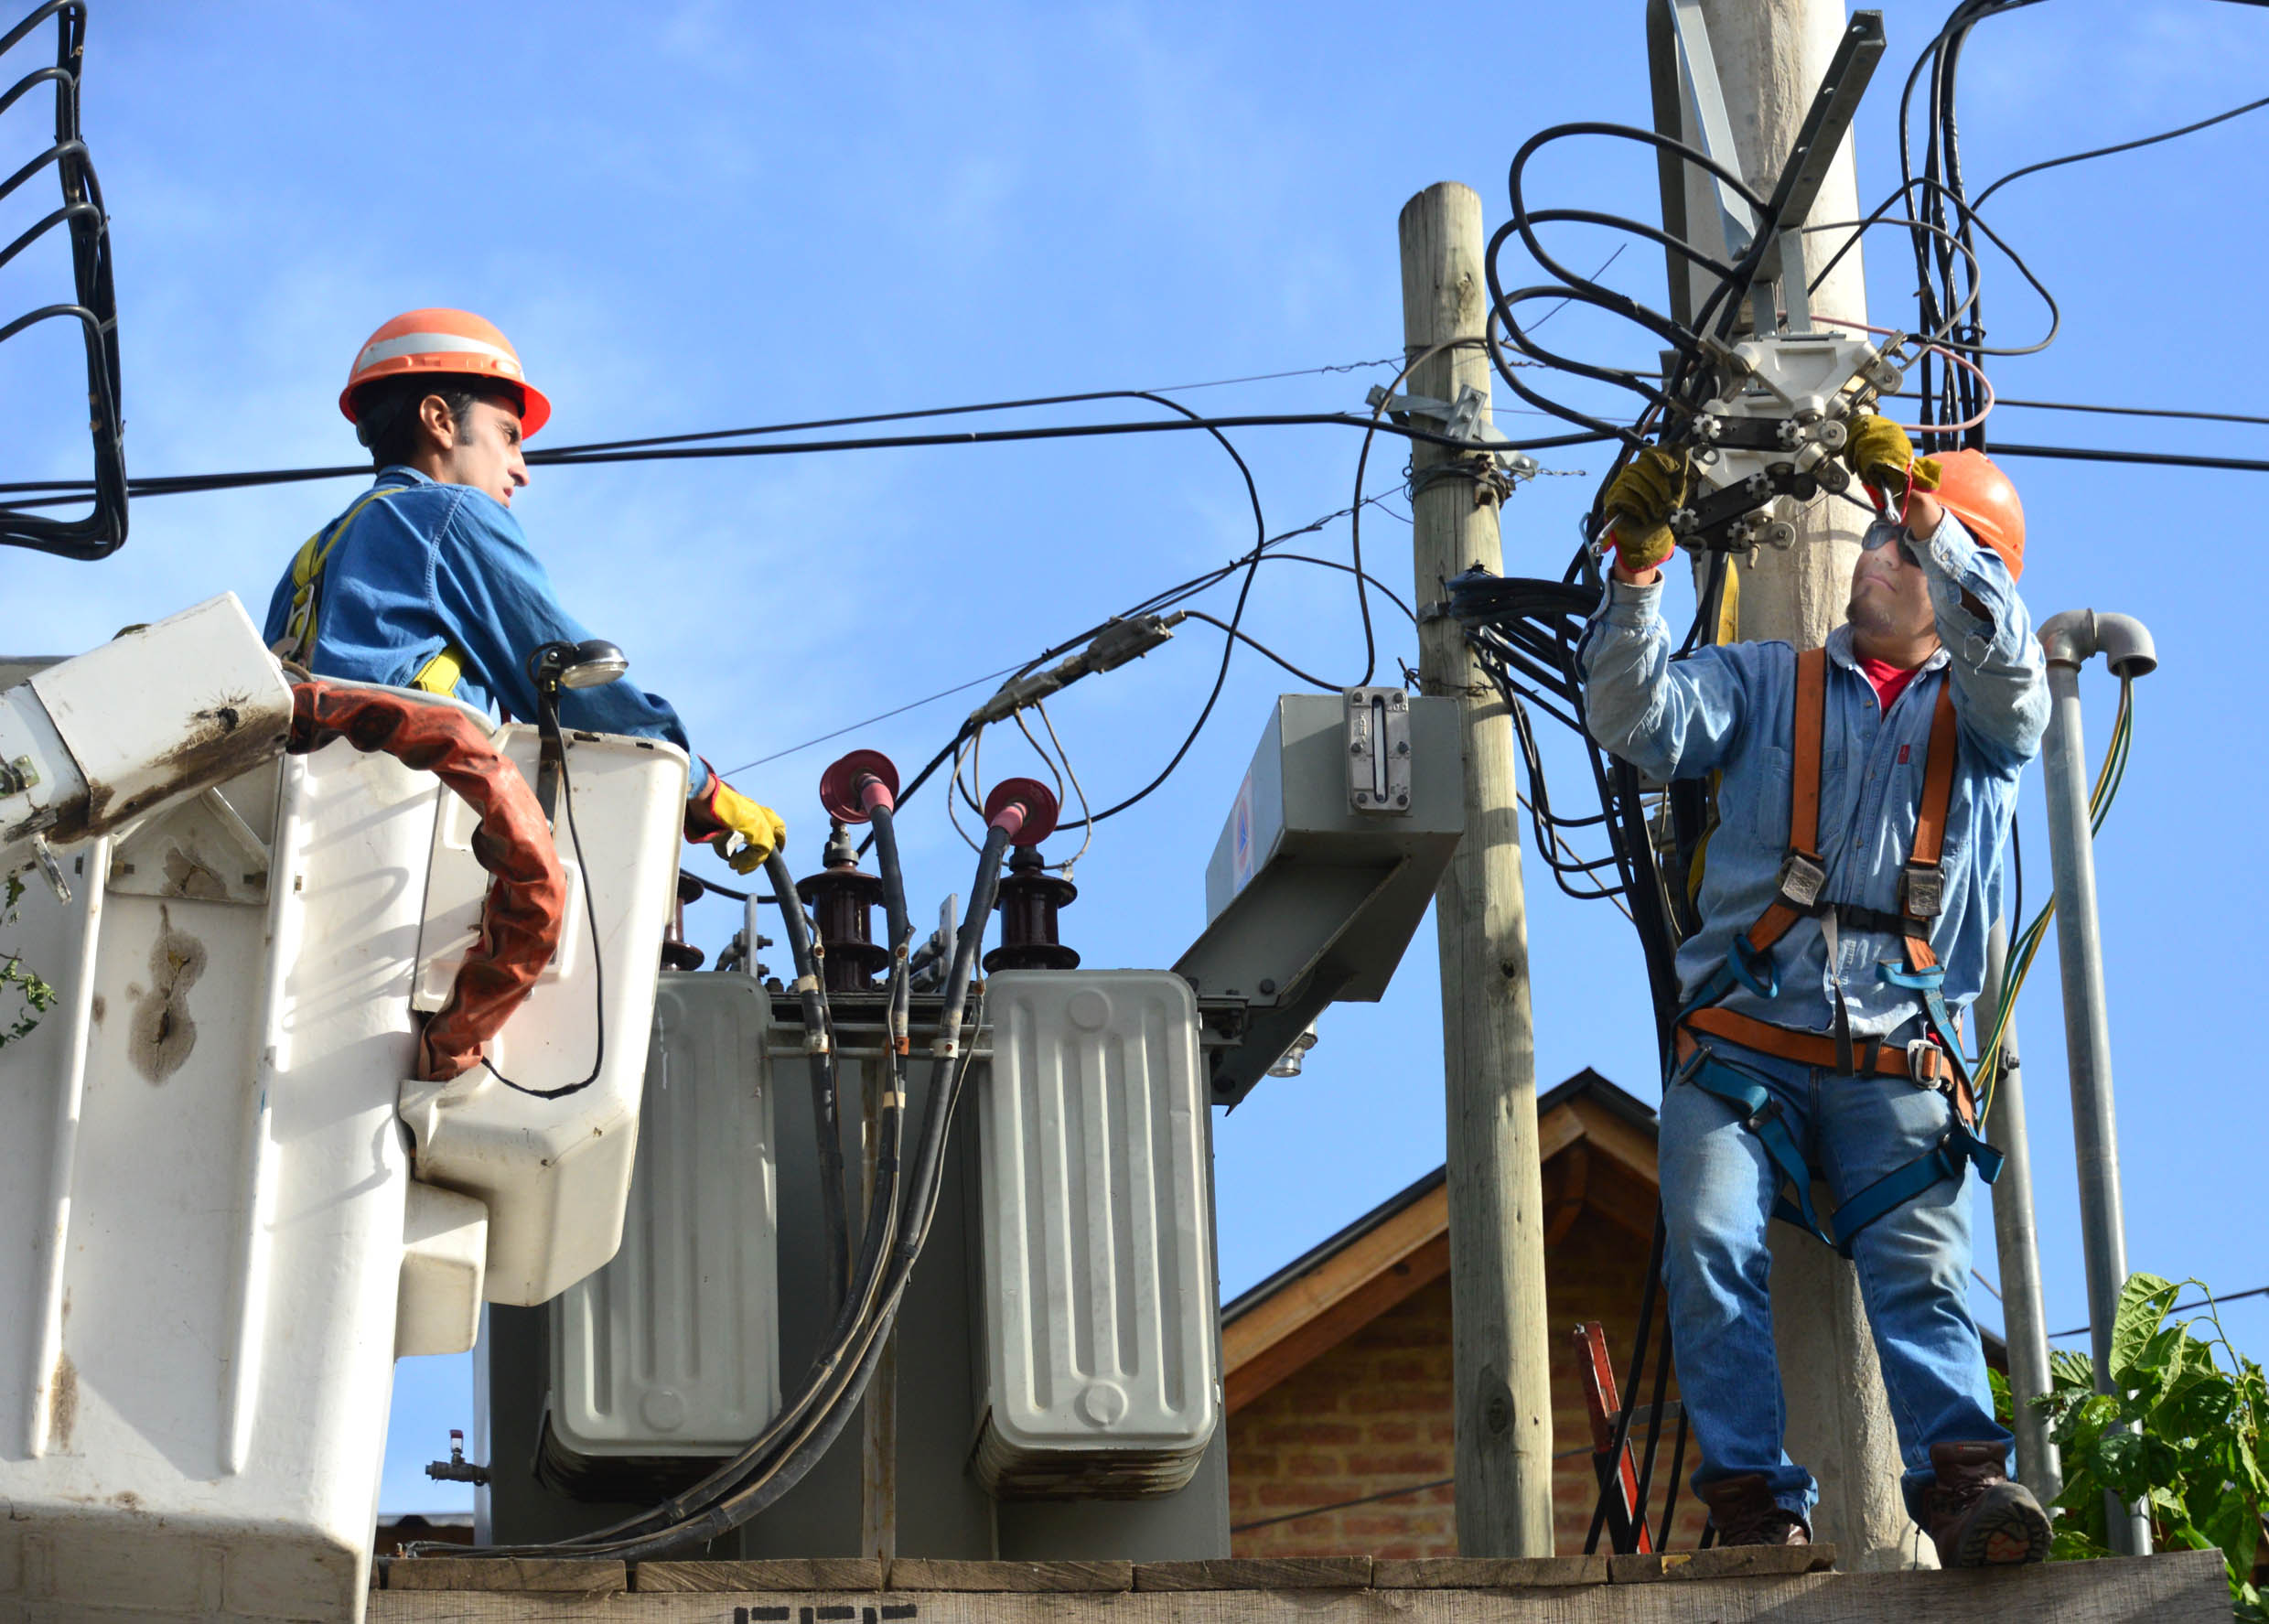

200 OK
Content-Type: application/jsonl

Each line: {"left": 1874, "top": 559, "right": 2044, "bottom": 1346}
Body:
{"left": 1645, "top": 0, "right": 1926, "bottom": 1572}
{"left": 1397, "top": 181, "right": 1555, "bottom": 1557}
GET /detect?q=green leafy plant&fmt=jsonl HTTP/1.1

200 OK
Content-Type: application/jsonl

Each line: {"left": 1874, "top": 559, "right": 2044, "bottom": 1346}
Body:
{"left": 0, "top": 871, "right": 59, "bottom": 1049}
{"left": 2035, "top": 1273, "right": 2268, "bottom": 1620}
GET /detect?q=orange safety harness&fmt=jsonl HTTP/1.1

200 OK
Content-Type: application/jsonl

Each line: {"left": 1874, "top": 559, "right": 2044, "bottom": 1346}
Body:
{"left": 1670, "top": 646, "right": 2003, "bottom": 1253}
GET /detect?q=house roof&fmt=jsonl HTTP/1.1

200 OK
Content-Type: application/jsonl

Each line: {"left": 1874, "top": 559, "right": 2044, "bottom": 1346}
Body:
{"left": 1218, "top": 1064, "right": 2007, "bottom": 1414}
{"left": 1221, "top": 1068, "right": 1654, "bottom": 1326}
{"left": 1219, "top": 1068, "right": 1661, "bottom": 1413}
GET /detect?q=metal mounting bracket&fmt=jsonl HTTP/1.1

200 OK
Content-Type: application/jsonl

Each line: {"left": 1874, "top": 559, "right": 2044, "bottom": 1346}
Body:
{"left": 1667, "top": 4, "right": 1885, "bottom": 337}
{"left": 1364, "top": 384, "right": 1543, "bottom": 479}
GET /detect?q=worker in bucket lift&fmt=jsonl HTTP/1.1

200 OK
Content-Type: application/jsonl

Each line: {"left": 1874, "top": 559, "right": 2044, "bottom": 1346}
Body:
{"left": 1576, "top": 415, "right": 2051, "bottom": 1565}
{"left": 263, "top": 307, "right": 786, "bottom": 873}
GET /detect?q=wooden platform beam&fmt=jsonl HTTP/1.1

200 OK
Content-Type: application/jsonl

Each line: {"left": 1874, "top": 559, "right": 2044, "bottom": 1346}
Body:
{"left": 371, "top": 1548, "right": 2229, "bottom": 1622}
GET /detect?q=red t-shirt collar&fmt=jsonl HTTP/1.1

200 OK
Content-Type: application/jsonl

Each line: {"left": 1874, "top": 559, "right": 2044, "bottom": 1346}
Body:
{"left": 1856, "top": 654, "right": 1924, "bottom": 713}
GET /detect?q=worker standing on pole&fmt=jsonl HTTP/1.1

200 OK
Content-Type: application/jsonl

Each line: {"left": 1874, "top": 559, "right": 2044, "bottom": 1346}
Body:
{"left": 263, "top": 308, "right": 788, "bottom": 872}
{"left": 1577, "top": 417, "right": 2052, "bottom": 1565}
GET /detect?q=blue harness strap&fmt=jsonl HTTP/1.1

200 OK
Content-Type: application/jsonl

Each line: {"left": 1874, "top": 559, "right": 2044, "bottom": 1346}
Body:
{"left": 1675, "top": 1038, "right": 2002, "bottom": 1256}
{"left": 1827, "top": 1118, "right": 2004, "bottom": 1253}
{"left": 1674, "top": 1044, "right": 1829, "bottom": 1243}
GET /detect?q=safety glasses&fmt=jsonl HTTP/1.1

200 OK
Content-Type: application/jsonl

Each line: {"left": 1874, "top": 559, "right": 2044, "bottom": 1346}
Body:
{"left": 1861, "top": 519, "right": 1910, "bottom": 554}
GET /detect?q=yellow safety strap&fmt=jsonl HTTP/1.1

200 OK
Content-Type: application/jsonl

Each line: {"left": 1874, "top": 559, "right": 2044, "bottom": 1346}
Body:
{"left": 273, "top": 485, "right": 408, "bottom": 666}
{"left": 411, "top": 646, "right": 467, "bottom": 695}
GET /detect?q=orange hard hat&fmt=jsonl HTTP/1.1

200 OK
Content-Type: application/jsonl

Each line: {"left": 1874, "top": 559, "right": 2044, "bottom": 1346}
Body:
{"left": 339, "top": 308, "right": 552, "bottom": 436}
{"left": 1931, "top": 449, "right": 2023, "bottom": 579}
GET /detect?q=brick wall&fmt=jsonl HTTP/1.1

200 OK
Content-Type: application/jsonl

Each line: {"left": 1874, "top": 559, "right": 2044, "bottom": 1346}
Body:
{"left": 1227, "top": 1204, "right": 1711, "bottom": 1557}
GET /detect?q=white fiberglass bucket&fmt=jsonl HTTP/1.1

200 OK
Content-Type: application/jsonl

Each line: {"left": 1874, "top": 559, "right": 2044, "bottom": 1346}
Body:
{"left": 0, "top": 682, "right": 682, "bottom": 1619}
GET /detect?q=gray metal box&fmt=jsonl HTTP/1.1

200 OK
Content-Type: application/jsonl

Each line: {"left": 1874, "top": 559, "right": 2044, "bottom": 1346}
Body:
{"left": 544, "top": 973, "right": 780, "bottom": 1483}
{"left": 1175, "top": 693, "right": 1462, "bottom": 1104}
{"left": 973, "top": 971, "right": 1217, "bottom": 1498}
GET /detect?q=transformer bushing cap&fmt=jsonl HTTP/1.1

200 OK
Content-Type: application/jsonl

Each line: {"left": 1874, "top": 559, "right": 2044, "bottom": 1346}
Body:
{"left": 984, "top": 777, "right": 1060, "bottom": 846}
{"left": 819, "top": 748, "right": 899, "bottom": 823}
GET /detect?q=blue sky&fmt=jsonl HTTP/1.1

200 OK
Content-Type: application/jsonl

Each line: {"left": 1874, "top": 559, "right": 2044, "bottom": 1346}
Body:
{"left": 5, "top": 1, "right": 2264, "bottom": 1516}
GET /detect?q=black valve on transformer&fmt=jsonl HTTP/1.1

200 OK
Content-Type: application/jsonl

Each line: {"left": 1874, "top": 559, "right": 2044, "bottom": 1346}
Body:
{"left": 661, "top": 872, "right": 706, "bottom": 971}
{"left": 798, "top": 824, "right": 891, "bottom": 995}
{"left": 984, "top": 845, "right": 1079, "bottom": 972}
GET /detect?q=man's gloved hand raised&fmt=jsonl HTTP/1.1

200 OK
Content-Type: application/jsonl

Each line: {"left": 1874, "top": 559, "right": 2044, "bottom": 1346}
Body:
{"left": 1844, "top": 414, "right": 1943, "bottom": 499}
{"left": 686, "top": 766, "right": 789, "bottom": 874}
{"left": 1601, "top": 446, "right": 1686, "bottom": 577}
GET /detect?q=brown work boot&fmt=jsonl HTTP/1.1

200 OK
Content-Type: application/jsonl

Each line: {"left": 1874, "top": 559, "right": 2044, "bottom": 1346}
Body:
{"left": 1696, "top": 1473, "right": 1812, "bottom": 1546}
{"left": 1920, "top": 1442, "right": 2051, "bottom": 1567}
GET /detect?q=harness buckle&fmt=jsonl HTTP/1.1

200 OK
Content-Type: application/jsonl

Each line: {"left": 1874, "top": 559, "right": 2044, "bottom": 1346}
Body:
{"left": 1742, "top": 1093, "right": 1785, "bottom": 1135}
{"left": 1899, "top": 861, "right": 1945, "bottom": 920}
{"left": 1777, "top": 850, "right": 1828, "bottom": 910}
{"left": 1905, "top": 1038, "right": 1948, "bottom": 1089}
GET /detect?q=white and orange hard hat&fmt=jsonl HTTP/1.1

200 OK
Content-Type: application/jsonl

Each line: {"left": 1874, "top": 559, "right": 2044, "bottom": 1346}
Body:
{"left": 1930, "top": 449, "right": 2024, "bottom": 580}
{"left": 339, "top": 308, "right": 553, "bottom": 436}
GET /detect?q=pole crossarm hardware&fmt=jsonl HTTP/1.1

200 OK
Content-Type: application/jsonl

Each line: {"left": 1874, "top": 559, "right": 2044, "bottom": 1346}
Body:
{"left": 1363, "top": 384, "right": 1543, "bottom": 481}
{"left": 1652, "top": 7, "right": 1901, "bottom": 560}
{"left": 1668, "top": 4, "right": 1885, "bottom": 337}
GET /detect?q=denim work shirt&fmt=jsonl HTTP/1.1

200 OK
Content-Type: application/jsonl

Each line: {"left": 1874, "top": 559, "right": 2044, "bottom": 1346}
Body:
{"left": 1577, "top": 511, "right": 2049, "bottom": 1037}
{"left": 262, "top": 467, "right": 703, "bottom": 779}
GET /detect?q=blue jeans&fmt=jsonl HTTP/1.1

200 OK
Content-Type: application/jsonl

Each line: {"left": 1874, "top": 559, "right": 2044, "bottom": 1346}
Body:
{"left": 1657, "top": 1036, "right": 2011, "bottom": 1524}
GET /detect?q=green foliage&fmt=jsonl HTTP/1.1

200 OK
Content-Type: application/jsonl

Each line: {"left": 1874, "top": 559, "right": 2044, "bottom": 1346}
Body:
{"left": 2035, "top": 1273, "right": 2269, "bottom": 1620}
{"left": 0, "top": 872, "right": 59, "bottom": 1050}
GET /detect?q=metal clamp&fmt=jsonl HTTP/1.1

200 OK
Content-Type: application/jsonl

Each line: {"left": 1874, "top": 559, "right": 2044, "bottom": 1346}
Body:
{"left": 1364, "top": 383, "right": 1543, "bottom": 479}
{"left": 1905, "top": 1038, "right": 1949, "bottom": 1090}
{"left": 1900, "top": 861, "right": 1944, "bottom": 921}
{"left": 1345, "top": 686, "right": 1413, "bottom": 815}
{"left": 1776, "top": 850, "right": 1828, "bottom": 910}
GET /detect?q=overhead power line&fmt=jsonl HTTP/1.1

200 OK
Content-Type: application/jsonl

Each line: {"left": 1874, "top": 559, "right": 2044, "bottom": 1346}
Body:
{"left": 1903, "top": 392, "right": 2269, "bottom": 430}
{"left": 2047, "top": 1283, "right": 2269, "bottom": 1341}
{"left": 1972, "top": 91, "right": 2269, "bottom": 210}
{"left": 1989, "top": 442, "right": 2269, "bottom": 476}
{"left": 0, "top": 408, "right": 1604, "bottom": 510}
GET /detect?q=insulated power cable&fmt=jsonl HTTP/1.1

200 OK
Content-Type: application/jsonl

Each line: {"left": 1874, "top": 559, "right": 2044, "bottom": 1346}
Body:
{"left": 0, "top": 406, "right": 1608, "bottom": 509}
{"left": 875, "top": 490, "right": 1415, "bottom": 850}
{"left": 1970, "top": 91, "right": 2269, "bottom": 209}
{"left": 1894, "top": 393, "right": 2269, "bottom": 430}
{"left": 2048, "top": 1284, "right": 2269, "bottom": 1340}
{"left": 0, "top": 0, "right": 125, "bottom": 559}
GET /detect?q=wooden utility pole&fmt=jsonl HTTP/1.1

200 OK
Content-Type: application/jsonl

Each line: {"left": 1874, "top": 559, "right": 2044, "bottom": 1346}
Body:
{"left": 1644, "top": 0, "right": 1925, "bottom": 1572}
{"left": 1398, "top": 181, "right": 1555, "bottom": 1558}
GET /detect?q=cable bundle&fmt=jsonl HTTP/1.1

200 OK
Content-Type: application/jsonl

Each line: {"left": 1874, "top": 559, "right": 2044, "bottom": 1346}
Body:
{"left": 0, "top": 0, "right": 124, "bottom": 558}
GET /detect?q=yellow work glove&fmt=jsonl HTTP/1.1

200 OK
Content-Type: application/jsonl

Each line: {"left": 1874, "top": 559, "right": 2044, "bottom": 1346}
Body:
{"left": 687, "top": 771, "right": 788, "bottom": 875}
{"left": 1600, "top": 446, "right": 1685, "bottom": 575}
{"left": 1843, "top": 414, "right": 1942, "bottom": 496}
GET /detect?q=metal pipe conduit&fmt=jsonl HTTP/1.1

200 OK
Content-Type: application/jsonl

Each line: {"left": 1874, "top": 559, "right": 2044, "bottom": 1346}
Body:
{"left": 2036, "top": 608, "right": 2156, "bottom": 1558}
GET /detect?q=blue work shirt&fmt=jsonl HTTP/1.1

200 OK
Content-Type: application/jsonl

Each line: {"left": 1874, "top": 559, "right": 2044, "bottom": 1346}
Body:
{"left": 1577, "top": 511, "right": 2049, "bottom": 1037}
{"left": 262, "top": 467, "right": 706, "bottom": 784}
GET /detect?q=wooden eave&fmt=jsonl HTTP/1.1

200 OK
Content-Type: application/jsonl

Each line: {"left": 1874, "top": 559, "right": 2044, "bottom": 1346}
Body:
{"left": 1221, "top": 1072, "right": 1660, "bottom": 1414}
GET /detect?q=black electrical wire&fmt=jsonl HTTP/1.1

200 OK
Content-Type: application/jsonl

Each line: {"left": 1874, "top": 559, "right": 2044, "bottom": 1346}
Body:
{"left": 477, "top": 834, "right": 1013, "bottom": 1561}
{"left": 475, "top": 737, "right": 606, "bottom": 1102}
{"left": 0, "top": 1, "right": 125, "bottom": 559}
{"left": 1178, "top": 610, "right": 1344, "bottom": 692}
{"left": 1988, "top": 442, "right": 2269, "bottom": 476}
{"left": 866, "top": 490, "right": 1408, "bottom": 853}
{"left": 762, "top": 850, "right": 851, "bottom": 1311}
{"left": 0, "top": 407, "right": 1608, "bottom": 509}
{"left": 1971, "top": 91, "right": 2269, "bottom": 209}
{"left": 1898, "top": 392, "right": 2269, "bottom": 430}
